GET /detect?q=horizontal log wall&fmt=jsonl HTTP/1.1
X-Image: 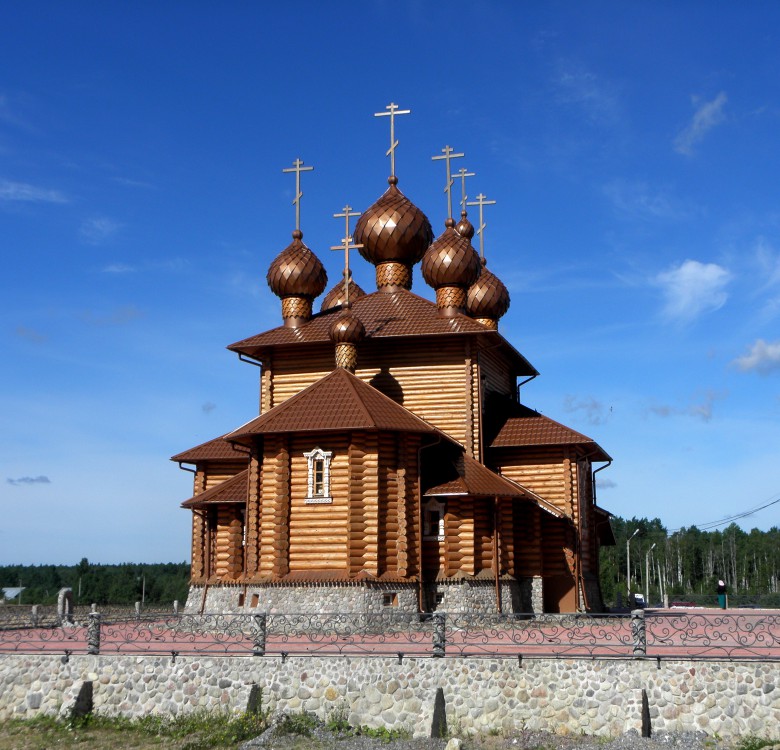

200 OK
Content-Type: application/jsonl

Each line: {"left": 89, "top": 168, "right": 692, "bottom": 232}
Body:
{"left": 215, "top": 506, "right": 243, "bottom": 579}
{"left": 478, "top": 345, "right": 515, "bottom": 398}
{"left": 513, "top": 502, "right": 542, "bottom": 577}
{"left": 203, "top": 462, "right": 248, "bottom": 490}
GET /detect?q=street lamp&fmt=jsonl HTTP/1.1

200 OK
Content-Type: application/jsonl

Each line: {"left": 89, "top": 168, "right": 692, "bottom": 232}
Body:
{"left": 645, "top": 542, "right": 656, "bottom": 605}
{"left": 627, "top": 528, "right": 640, "bottom": 605}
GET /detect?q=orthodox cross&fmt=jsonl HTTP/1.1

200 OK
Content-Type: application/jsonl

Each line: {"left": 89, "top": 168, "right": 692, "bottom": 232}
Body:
{"left": 454, "top": 167, "right": 475, "bottom": 213}
{"left": 330, "top": 205, "right": 363, "bottom": 306}
{"left": 374, "top": 102, "right": 411, "bottom": 177}
{"left": 282, "top": 158, "right": 314, "bottom": 231}
{"left": 466, "top": 192, "right": 497, "bottom": 259}
{"left": 431, "top": 145, "right": 464, "bottom": 219}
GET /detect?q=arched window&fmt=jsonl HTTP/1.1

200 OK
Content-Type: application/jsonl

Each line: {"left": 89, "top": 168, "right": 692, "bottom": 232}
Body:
{"left": 303, "top": 447, "right": 333, "bottom": 504}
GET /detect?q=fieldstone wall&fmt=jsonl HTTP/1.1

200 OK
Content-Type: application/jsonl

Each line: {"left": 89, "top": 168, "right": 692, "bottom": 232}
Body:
{"left": 1, "top": 653, "right": 778, "bottom": 739}
{"left": 186, "top": 583, "right": 419, "bottom": 615}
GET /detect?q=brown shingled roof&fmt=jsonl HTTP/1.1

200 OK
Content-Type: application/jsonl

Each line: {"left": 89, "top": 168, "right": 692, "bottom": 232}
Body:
{"left": 171, "top": 436, "right": 250, "bottom": 464}
{"left": 181, "top": 469, "right": 248, "bottom": 508}
{"left": 225, "top": 367, "right": 438, "bottom": 442}
{"left": 228, "top": 288, "right": 537, "bottom": 376}
{"left": 490, "top": 403, "right": 611, "bottom": 461}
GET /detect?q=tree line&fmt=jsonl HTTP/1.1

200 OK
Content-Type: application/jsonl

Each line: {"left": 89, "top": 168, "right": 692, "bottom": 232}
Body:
{"left": 0, "top": 559, "right": 190, "bottom": 606}
{"left": 599, "top": 516, "right": 780, "bottom": 607}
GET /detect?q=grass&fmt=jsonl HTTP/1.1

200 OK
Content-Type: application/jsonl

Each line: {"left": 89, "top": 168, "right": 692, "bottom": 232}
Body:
{"left": 733, "top": 738, "right": 779, "bottom": 750}
{"left": 0, "top": 710, "right": 270, "bottom": 750}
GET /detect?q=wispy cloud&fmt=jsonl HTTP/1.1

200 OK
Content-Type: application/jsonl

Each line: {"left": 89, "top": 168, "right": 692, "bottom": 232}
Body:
{"left": 15, "top": 326, "right": 47, "bottom": 344}
{"left": 80, "top": 217, "right": 121, "bottom": 244}
{"left": 102, "top": 263, "right": 135, "bottom": 274}
{"left": 733, "top": 339, "right": 780, "bottom": 375}
{"left": 562, "top": 395, "right": 609, "bottom": 425}
{"left": 111, "top": 176, "right": 156, "bottom": 189}
{"left": 79, "top": 305, "right": 144, "bottom": 326}
{"left": 603, "top": 179, "right": 687, "bottom": 221}
{"left": 655, "top": 259, "right": 731, "bottom": 323}
{"left": 648, "top": 390, "right": 726, "bottom": 422}
{"left": 7, "top": 475, "right": 50, "bottom": 486}
{"left": 596, "top": 477, "right": 617, "bottom": 490}
{"left": 674, "top": 91, "right": 728, "bottom": 156}
{"left": 553, "top": 60, "right": 620, "bottom": 125}
{"left": 0, "top": 179, "right": 67, "bottom": 204}
{"left": 202, "top": 402, "right": 216, "bottom": 414}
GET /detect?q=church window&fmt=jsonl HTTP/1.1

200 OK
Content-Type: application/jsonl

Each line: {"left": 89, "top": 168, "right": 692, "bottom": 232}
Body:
{"left": 423, "top": 498, "right": 445, "bottom": 540}
{"left": 304, "top": 448, "right": 333, "bottom": 504}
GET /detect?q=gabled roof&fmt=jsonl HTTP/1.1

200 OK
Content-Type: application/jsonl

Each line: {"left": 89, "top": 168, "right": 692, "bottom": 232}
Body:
{"left": 225, "top": 367, "right": 438, "bottom": 442}
{"left": 489, "top": 403, "right": 611, "bottom": 461}
{"left": 181, "top": 469, "right": 248, "bottom": 508}
{"left": 228, "top": 288, "right": 537, "bottom": 376}
{"left": 171, "top": 436, "right": 250, "bottom": 464}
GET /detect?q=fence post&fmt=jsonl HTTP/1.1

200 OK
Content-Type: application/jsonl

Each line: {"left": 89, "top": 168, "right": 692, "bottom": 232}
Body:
{"left": 87, "top": 612, "right": 101, "bottom": 655}
{"left": 630, "top": 609, "right": 646, "bottom": 657}
{"left": 31, "top": 605, "right": 39, "bottom": 627}
{"left": 135, "top": 601, "right": 141, "bottom": 620}
{"left": 252, "top": 613, "right": 267, "bottom": 656}
{"left": 432, "top": 612, "right": 446, "bottom": 657}
{"left": 173, "top": 600, "right": 179, "bottom": 616}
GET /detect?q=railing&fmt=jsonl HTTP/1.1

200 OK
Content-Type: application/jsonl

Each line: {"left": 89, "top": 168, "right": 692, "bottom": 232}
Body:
{"left": 1, "top": 609, "right": 778, "bottom": 661}
{"left": 0, "top": 602, "right": 180, "bottom": 630}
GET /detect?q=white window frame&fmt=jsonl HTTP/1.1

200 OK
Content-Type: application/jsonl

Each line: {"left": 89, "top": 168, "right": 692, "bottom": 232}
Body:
{"left": 303, "top": 447, "right": 333, "bottom": 504}
{"left": 423, "top": 498, "right": 445, "bottom": 541}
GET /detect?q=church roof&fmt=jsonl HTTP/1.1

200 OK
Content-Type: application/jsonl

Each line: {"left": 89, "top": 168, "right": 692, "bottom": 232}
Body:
{"left": 227, "top": 288, "right": 537, "bottom": 376}
{"left": 171, "top": 436, "right": 250, "bottom": 464}
{"left": 489, "top": 403, "right": 611, "bottom": 461}
{"left": 181, "top": 469, "right": 248, "bottom": 508}
{"left": 225, "top": 367, "right": 438, "bottom": 441}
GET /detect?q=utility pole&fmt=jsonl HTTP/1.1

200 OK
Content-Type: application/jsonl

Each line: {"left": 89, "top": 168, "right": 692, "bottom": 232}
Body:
{"left": 627, "top": 528, "right": 640, "bottom": 605}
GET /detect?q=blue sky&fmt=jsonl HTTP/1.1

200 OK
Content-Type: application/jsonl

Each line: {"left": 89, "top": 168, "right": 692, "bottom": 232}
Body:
{"left": 2, "top": 2, "right": 779, "bottom": 564}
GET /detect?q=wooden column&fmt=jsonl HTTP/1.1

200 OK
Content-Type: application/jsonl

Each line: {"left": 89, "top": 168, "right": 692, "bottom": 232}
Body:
{"left": 271, "top": 436, "right": 291, "bottom": 578}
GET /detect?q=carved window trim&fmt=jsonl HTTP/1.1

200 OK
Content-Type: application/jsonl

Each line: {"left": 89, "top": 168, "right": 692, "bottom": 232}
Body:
{"left": 303, "top": 447, "right": 333, "bottom": 504}
{"left": 423, "top": 498, "right": 445, "bottom": 541}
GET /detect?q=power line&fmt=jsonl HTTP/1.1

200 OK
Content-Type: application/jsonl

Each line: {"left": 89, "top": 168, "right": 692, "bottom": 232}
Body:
{"left": 670, "top": 491, "right": 780, "bottom": 533}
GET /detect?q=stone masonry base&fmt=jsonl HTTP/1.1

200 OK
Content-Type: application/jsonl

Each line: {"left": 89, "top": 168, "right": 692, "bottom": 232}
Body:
{"left": 1, "top": 653, "right": 777, "bottom": 739}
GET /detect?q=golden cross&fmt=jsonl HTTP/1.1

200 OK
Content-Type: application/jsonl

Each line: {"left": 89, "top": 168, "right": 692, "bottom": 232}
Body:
{"left": 431, "top": 145, "right": 465, "bottom": 219}
{"left": 282, "top": 158, "right": 314, "bottom": 231}
{"left": 330, "top": 205, "right": 363, "bottom": 307}
{"left": 454, "top": 167, "right": 475, "bottom": 212}
{"left": 374, "top": 102, "right": 411, "bottom": 177}
{"left": 466, "top": 192, "right": 497, "bottom": 259}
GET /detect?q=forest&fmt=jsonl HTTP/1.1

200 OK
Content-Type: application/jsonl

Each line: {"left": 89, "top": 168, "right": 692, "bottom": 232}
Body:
{"left": 2, "top": 515, "right": 780, "bottom": 609}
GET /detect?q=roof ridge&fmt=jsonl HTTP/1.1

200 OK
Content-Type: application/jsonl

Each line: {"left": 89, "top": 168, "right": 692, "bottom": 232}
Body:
{"left": 338, "top": 368, "right": 376, "bottom": 426}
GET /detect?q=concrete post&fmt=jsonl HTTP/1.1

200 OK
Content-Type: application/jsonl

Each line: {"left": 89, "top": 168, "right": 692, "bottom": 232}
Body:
{"left": 252, "top": 613, "right": 267, "bottom": 656}
{"left": 87, "top": 612, "right": 101, "bottom": 655}
{"left": 31, "top": 605, "right": 39, "bottom": 627}
{"left": 432, "top": 612, "right": 446, "bottom": 657}
{"left": 173, "top": 600, "right": 179, "bottom": 615}
{"left": 630, "top": 609, "right": 646, "bottom": 656}
{"left": 135, "top": 601, "right": 141, "bottom": 619}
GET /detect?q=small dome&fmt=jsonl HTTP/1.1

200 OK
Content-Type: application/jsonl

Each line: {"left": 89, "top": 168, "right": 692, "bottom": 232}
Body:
{"left": 466, "top": 258, "right": 510, "bottom": 321}
{"left": 320, "top": 269, "right": 367, "bottom": 311}
{"left": 329, "top": 305, "right": 366, "bottom": 345}
{"left": 267, "top": 230, "right": 327, "bottom": 299}
{"left": 455, "top": 210, "right": 475, "bottom": 240}
{"left": 353, "top": 177, "right": 433, "bottom": 268}
{"left": 421, "top": 219, "right": 482, "bottom": 289}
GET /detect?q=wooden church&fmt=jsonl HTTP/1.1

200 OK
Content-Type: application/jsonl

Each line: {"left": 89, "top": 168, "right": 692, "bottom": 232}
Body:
{"left": 173, "top": 105, "right": 615, "bottom": 615}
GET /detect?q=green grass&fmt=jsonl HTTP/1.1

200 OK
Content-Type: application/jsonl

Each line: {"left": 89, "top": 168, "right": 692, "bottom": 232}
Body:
{"left": 733, "top": 738, "right": 780, "bottom": 750}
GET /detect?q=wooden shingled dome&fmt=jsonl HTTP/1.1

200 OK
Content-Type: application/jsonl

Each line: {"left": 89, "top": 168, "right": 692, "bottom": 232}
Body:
{"left": 353, "top": 176, "right": 433, "bottom": 291}
{"left": 455, "top": 210, "right": 475, "bottom": 240}
{"left": 466, "top": 258, "right": 510, "bottom": 328}
{"left": 320, "top": 270, "right": 367, "bottom": 311}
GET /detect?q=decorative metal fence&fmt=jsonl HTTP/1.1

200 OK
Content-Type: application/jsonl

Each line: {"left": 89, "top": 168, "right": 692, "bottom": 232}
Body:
{"left": 1, "top": 609, "right": 779, "bottom": 661}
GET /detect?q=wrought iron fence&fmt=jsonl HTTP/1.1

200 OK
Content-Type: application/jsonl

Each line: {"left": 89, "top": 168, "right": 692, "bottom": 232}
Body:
{"left": 1, "top": 609, "right": 778, "bottom": 661}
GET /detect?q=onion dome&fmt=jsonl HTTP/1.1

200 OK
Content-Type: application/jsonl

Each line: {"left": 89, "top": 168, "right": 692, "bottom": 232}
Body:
{"left": 353, "top": 176, "right": 433, "bottom": 292}
{"left": 320, "top": 269, "right": 367, "bottom": 311}
{"left": 466, "top": 258, "right": 510, "bottom": 329}
{"left": 455, "top": 210, "right": 475, "bottom": 240}
{"left": 266, "top": 230, "right": 327, "bottom": 327}
{"left": 329, "top": 303, "right": 366, "bottom": 373}
{"left": 421, "top": 218, "right": 482, "bottom": 317}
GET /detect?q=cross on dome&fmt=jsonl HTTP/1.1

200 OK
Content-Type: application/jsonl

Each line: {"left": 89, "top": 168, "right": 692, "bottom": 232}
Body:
{"left": 432, "top": 145, "right": 465, "bottom": 220}
{"left": 454, "top": 167, "right": 476, "bottom": 212}
{"left": 330, "top": 205, "right": 363, "bottom": 307}
{"left": 282, "top": 158, "right": 314, "bottom": 232}
{"left": 374, "top": 102, "right": 411, "bottom": 177}
{"left": 467, "top": 192, "right": 497, "bottom": 259}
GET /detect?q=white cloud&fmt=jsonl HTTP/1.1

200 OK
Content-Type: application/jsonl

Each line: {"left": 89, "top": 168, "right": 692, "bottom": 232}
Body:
{"left": 7, "top": 475, "right": 51, "bottom": 486}
{"left": 648, "top": 390, "right": 726, "bottom": 422}
{"left": 562, "top": 395, "right": 609, "bottom": 425}
{"left": 674, "top": 92, "right": 728, "bottom": 156}
{"left": 0, "top": 179, "right": 67, "bottom": 203}
{"left": 603, "top": 180, "right": 686, "bottom": 221}
{"left": 655, "top": 259, "right": 731, "bottom": 323}
{"left": 102, "top": 263, "right": 135, "bottom": 274}
{"left": 553, "top": 60, "right": 620, "bottom": 125}
{"left": 733, "top": 339, "right": 780, "bottom": 375}
{"left": 80, "top": 217, "right": 121, "bottom": 244}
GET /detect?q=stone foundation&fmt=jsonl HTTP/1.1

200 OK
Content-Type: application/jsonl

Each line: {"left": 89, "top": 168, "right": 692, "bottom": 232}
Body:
{"left": 185, "top": 583, "right": 419, "bottom": 615}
